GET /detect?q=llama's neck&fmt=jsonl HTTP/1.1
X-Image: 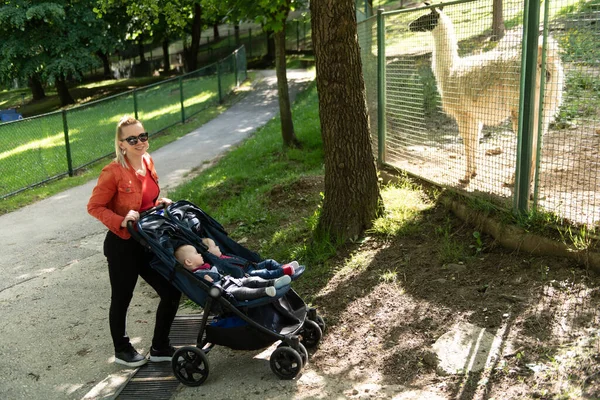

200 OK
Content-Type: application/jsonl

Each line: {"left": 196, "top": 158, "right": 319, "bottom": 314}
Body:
{"left": 431, "top": 12, "right": 460, "bottom": 89}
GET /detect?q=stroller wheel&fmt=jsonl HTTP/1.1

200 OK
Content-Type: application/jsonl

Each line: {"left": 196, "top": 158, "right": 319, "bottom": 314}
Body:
{"left": 278, "top": 342, "right": 308, "bottom": 367}
{"left": 301, "top": 319, "right": 322, "bottom": 349}
{"left": 314, "top": 315, "right": 326, "bottom": 334}
{"left": 270, "top": 347, "right": 303, "bottom": 380}
{"left": 172, "top": 346, "right": 210, "bottom": 386}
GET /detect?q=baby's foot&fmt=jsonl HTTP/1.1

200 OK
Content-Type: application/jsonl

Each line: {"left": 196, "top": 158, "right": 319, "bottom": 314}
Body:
{"left": 282, "top": 261, "right": 297, "bottom": 275}
{"left": 274, "top": 275, "right": 292, "bottom": 289}
{"left": 265, "top": 287, "right": 276, "bottom": 297}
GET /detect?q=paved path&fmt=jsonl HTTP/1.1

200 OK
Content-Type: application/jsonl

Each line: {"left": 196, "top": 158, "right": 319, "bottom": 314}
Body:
{"left": 0, "top": 70, "right": 314, "bottom": 400}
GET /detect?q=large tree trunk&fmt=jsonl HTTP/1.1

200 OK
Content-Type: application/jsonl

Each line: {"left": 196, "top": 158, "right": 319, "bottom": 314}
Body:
{"left": 138, "top": 39, "right": 147, "bottom": 65}
{"left": 96, "top": 51, "right": 112, "bottom": 78}
{"left": 184, "top": 3, "right": 202, "bottom": 72}
{"left": 234, "top": 24, "right": 240, "bottom": 46}
{"left": 162, "top": 39, "right": 171, "bottom": 73}
{"left": 311, "top": 0, "right": 382, "bottom": 240}
{"left": 55, "top": 77, "right": 74, "bottom": 106}
{"left": 491, "top": 0, "right": 505, "bottom": 41}
{"left": 274, "top": 27, "right": 300, "bottom": 148}
{"left": 28, "top": 75, "right": 46, "bottom": 101}
{"left": 265, "top": 29, "right": 276, "bottom": 64}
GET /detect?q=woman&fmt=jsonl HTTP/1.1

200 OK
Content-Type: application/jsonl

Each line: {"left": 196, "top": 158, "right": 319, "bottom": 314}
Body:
{"left": 88, "top": 115, "right": 181, "bottom": 367}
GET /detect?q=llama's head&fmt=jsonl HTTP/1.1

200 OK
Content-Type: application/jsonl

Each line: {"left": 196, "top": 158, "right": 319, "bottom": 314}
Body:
{"left": 408, "top": 8, "right": 441, "bottom": 32}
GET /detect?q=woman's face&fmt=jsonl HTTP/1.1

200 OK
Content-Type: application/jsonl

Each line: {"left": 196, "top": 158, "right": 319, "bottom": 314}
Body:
{"left": 119, "top": 122, "right": 149, "bottom": 158}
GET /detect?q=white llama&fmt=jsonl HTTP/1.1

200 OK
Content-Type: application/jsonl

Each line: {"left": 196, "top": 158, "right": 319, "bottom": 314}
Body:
{"left": 409, "top": 7, "right": 564, "bottom": 185}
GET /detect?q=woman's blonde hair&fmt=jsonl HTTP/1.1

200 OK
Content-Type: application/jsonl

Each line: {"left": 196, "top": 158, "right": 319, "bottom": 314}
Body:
{"left": 114, "top": 115, "right": 143, "bottom": 168}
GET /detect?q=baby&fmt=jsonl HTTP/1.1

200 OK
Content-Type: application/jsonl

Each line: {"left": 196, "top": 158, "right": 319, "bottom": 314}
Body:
{"left": 202, "top": 238, "right": 298, "bottom": 279}
{"left": 174, "top": 244, "right": 291, "bottom": 301}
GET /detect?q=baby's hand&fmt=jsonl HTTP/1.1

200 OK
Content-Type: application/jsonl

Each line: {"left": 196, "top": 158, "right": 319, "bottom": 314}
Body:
{"left": 204, "top": 275, "right": 214, "bottom": 283}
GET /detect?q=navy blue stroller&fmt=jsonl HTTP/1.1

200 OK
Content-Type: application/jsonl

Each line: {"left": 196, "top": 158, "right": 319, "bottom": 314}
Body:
{"left": 128, "top": 201, "right": 325, "bottom": 386}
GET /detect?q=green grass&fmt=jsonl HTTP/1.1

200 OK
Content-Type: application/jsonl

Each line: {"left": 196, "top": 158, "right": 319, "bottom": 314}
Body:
{"left": 0, "top": 70, "right": 241, "bottom": 200}
{"left": 0, "top": 72, "right": 257, "bottom": 215}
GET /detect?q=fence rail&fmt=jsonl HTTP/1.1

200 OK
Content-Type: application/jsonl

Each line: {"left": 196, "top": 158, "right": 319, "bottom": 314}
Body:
{"left": 360, "top": 0, "right": 600, "bottom": 229}
{"left": 0, "top": 46, "right": 247, "bottom": 200}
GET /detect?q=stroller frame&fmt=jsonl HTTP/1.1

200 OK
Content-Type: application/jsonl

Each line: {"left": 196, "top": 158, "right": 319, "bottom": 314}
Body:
{"left": 128, "top": 203, "right": 324, "bottom": 385}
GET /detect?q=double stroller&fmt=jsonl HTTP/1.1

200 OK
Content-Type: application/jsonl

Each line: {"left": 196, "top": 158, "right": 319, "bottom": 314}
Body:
{"left": 128, "top": 200, "right": 325, "bottom": 386}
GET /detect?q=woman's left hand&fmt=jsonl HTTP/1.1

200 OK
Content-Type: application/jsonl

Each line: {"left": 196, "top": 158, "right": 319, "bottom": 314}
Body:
{"left": 158, "top": 197, "right": 173, "bottom": 206}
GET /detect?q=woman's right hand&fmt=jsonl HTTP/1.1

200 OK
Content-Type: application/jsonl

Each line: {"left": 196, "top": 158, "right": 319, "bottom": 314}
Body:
{"left": 120, "top": 210, "right": 140, "bottom": 228}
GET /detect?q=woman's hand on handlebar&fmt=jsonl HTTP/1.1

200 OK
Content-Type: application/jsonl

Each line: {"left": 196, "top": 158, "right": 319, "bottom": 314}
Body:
{"left": 121, "top": 210, "right": 140, "bottom": 228}
{"left": 158, "top": 197, "right": 172, "bottom": 207}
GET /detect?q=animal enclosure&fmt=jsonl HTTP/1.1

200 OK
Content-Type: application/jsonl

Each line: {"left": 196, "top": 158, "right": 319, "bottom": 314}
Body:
{"left": 359, "top": 0, "right": 600, "bottom": 228}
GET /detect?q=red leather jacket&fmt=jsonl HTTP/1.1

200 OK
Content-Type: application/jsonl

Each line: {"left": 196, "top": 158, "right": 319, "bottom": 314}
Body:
{"left": 88, "top": 154, "right": 160, "bottom": 239}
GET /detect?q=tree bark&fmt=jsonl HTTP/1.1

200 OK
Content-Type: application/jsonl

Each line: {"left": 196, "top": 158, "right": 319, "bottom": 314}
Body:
{"left": 55, "top": 77, "right": 74, "bottom": 106}
{"left": 265, "top": 29, "right": 276, "bottom": 64}
{"left": 138, "top": 39, "right": 147, "bottom": 65}
{"left": 162, "top": 39, "right": 171, "bottom": 73}
{"left": 213, "top": 23, "right": 220, "bottom": 40}
{"left": 274, "top": 27, "right": 300, "bottom": 148}
{"left": 234, "top": 24, "right": 240, "bottom": 46}
{"left": 96, "top": 51, "right": 112, "bottom": 78}
{"left": 183, "top": 3, "right": 202, "bottom": 72}
{"left": 311, "top": 0, "right": 382, "bottom": 240}
{"left": 491, "top": 0, "right": 505, "bottom": 41}
{"left": 28, "top": 75, "right": 46, "bottom": 101}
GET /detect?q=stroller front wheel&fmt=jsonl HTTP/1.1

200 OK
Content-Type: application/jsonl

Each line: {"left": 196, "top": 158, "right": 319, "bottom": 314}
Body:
{"left": 270, "top": 347, "right": 303, "bottom": 380}
{"left": 172, "top": 346, "right": 210, "bottom": 386}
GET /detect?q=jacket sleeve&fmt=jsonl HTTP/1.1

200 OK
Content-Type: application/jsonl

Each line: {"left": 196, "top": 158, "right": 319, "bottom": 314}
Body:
{"left": 87, "top": 165, "right": 129, "bottom": 238}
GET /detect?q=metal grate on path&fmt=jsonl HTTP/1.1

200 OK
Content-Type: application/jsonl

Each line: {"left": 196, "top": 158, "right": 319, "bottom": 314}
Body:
{"left": 116, "top": 313, "right": 206, "bottom": 400}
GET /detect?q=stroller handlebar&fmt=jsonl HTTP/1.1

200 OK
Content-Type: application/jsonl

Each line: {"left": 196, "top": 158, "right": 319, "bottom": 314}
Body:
{"left": 126, "top": 203, "right": 166, "bottom": 244}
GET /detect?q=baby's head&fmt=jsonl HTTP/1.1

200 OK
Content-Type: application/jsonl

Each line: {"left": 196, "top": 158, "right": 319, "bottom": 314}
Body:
{"left": 174, "top": 244, "right": 204, "bottom": 271}
{"left": 202, "top": 238, "right": 222, "bottom": 257}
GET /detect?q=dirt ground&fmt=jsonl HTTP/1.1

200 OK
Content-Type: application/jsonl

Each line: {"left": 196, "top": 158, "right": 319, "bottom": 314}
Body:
{"left": 257, "top": 175, "right": 600, "bottom": 399}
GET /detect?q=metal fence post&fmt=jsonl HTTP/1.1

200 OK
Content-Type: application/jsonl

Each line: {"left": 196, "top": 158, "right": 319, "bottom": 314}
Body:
{"left": 217, "top": 61, "right": 223, "bottom": 103}
{"left": 62, "top": 110, "right": 74, "bottom": 177}
{"left": 133, "top": 88, "right": 139, "bottom": 120}
{"left": 179, "top": 76, "right": 185, "bottom": 123}
{"left": 377, "top": 9, "right": 387, "bottom": 164}
{"left": 514, "top": 0, "right": 541, "bottom": 213}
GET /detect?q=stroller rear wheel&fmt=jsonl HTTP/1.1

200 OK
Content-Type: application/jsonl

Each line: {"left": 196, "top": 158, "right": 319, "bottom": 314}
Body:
{"left": 270, "top": 347, "right": 303, "bottom": 379}
{"left": 301, "top": 319, "right": 322, "bottom": 349}
{"left": 315, "top": 315, "right": 326, "bottom": 334}
{"left": 172, "top": 346, "right": 210, "bottom": 386}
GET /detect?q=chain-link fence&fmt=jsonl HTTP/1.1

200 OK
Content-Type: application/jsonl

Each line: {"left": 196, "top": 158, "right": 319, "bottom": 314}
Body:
{"left": 0, "top": 46, "right": 247, "bottom": 199}
{"left": 360, "top": 0, "right": 599, "bottom": 228}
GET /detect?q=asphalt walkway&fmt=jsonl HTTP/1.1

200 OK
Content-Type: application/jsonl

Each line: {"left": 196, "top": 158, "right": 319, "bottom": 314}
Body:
{"left": 0, "top": 69, "right": 314, "bottom": 400}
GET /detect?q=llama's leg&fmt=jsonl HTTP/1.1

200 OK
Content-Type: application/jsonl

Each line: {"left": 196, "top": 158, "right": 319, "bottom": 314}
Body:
{"left": 457, "top": 116, "right": 479, "bottom": 184}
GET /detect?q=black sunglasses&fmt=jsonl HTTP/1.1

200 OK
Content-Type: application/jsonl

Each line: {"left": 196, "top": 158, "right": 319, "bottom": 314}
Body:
{"left": 120, "top": 132, "right": 149, "bottom": 145}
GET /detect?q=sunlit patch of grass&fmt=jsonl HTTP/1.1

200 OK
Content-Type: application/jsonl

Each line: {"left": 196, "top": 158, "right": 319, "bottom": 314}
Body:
{"left": 338, "top": 252, "right": 374, "bottom": 275}
{"left": 369, "top": 183, "right": 433, "bottom": 238}
{"left": 380, "top": 269, "right": 399, "bottom": 283}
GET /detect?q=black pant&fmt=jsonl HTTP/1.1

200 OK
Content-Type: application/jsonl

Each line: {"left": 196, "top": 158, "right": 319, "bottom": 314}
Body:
{"left": 104, "top": 231, "right": 181, "bottom": 353}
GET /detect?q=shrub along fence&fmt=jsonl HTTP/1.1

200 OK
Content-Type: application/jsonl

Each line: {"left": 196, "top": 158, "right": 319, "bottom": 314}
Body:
{"left": 0, "top": 46, "right": 247, "bottom": 200}
{"left": 359, "top": 0, "right": 600, "bottom": 229}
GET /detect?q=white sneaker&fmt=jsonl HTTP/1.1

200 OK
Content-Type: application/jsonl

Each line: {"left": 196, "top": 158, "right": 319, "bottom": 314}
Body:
{"left": 274, "top": 275, "right": 292, "bottom": 289}
{"left": 265, "top": 287, "right": 276, "bottom": 297}
{"left": 289, "top": 261, "right": 299, "bottom": 269}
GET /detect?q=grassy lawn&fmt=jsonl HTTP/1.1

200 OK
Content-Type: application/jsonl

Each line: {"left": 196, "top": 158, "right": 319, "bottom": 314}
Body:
{"left": 0, "top": 72, "right": 256, "bottom": 215}
{"left": 0, "top": 68, "right": 243, "bottom": 200}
